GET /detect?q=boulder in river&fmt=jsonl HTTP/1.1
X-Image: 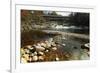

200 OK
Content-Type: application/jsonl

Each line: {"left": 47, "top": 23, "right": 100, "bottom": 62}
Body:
{"left": 81, "top": 43, "right": 89, "bottom": 51}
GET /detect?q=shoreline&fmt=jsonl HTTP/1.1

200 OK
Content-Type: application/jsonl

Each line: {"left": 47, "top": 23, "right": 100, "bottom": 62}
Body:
{"left": 42, "top": 30, "right": 89, "bottom": 40}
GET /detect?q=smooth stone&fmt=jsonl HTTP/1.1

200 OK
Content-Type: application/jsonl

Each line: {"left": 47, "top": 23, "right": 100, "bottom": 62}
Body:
{"left": 27, "top": 45, "right": 32, "bottom": 49}
{"left": 38, "top": 51, "right": 44, "bottom": 56}
{"left": 51, "top": 42, "right": 56, "bottom": 47}
{"left": 45, "top": 49, "right": 49, "bottom": 52}
{"left": 46, "top": 44, "right": 51, "bottom": 48}
{"left": 30, "top": 48, "right": 36, "bottom": 53}
{"left": 24, "top": 49, "right": 30, "bottom": 54}
{"left": 52, "top": 47, "right": 57, "bottom": 51}
{"left": 21, "top": 48, "right": 25, "bottom": 54}
{"left": 55, "top": 57, "right": 59, "bottom": 61}
{"left": 33, "top": 56, "right": 38, "bottom": 61}
{"left": 85, "top": 43, "right": 89, "bottom": 48}
{"left": 40, "top": 42, "right": 46, "bottom": 47}
{"left": 81, "top": 43, "right": 89, "bottom": 51}
{"left": 33, "top": 51, "right": 37, "bottom": 55}
{"left": 23, "top": 54, "right": 29, "bottom": 60}
{"left": 35, "top": 45, "right": 45, "bottom": 51}
{"left": 28, "top": 57, "right": 32, "bottom": 62}
{"left": 45, "top": 41, "right": 51, "bottom": 48}
{"left": 48, "top": 38, "right": 53, "bottom": 42}
{"left": 65, "top": 54, "right": 70, "bottom": 58}
{"left": 21, "top": 57, "right": 27, "bottom": 63}
{"left": 38, "top": 56, "right": 44, "bottom": 61}
{"left": 62, "top": 43, "right": 66, "bottom": 46}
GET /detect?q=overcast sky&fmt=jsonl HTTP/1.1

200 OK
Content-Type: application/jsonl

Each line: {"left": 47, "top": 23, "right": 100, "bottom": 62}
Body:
{"left": 31, "top": 10, "right": 71, "bottom": 16}
{"left": 56, "top": 12, "right": 71, "bottom": 16}
{"left": 42, "top": 11, "right": 71, "bottom": 16}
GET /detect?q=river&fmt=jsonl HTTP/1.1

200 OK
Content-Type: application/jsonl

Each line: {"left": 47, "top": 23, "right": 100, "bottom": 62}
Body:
{"left": 21, "top": 26, "right": 90, "bottom": 60}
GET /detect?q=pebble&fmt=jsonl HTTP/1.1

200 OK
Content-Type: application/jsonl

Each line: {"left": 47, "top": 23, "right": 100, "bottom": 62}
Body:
{"left": 48, "top": 38, "right": 53, "bottom": 42}
{"left": 45, "top": 49, "right": 49, "bottom": 52}
{"left": 21, "top": 57, "right": 27, "bottom": 63}
{"left": 33, "top": 56, "right": 38, "bottom": 61}
{"left": 46, "top": 43, "right": 51, "bottom": 48}
{"left": 65, "top": 54, "right": 70, "bottom": 58}
{"left": 28, "top": 57, "right": 32, "bottom": 62}
{"left": 51, "top": 42, "right": 56, "bottom": 47}
{"left": 85, "top": 43, "right": 89, "bottom": 48}
{"left": 55, "top": 57, "right": 59, "bottom": 61}
{"left": 21, "top": 48, "right": 25, "bottom": 55}
{"left": 38, "top": 51, "right": 44, "bottom": 56}
{"left": 35, "top": 45, "right": 45, "bottom": 51}
{"left": 40, "top": 42, "right": 46, "bottom": 47}
{"left": 27, "top": 45, "right": 32, "bottom": 49}
{"left": 30, "top": 49, "right": 36, "bottom": 53}
{"left": 52, "top": 47, "right": 57, "bottom": 51}
{"left": 38, "top": 56, "right": 44, "bottom": 61}
{"left": 33, "top": 51, "right": 37, "bottom": 55}
{"left": 81, "top": 43, "right": 89, "bottom": 51}
{"left": 24, "top": 49, "right": 30, "bottom": 54}
{"left": 23, "top": 54, "right": 29, "bottom": 60}
{"left": 45, "top": 41, "right": 51, "bottom": 48}
{"left": 62, "top": 43, "right": 66, "bottom": 46}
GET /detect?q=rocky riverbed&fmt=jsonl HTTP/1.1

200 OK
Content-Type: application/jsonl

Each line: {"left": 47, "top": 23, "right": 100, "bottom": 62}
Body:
{"left": 21, "top": 38, "right": 72, "bottom": 63}
{"left": 21, "top": 30, "right": 90, "bottom": 63}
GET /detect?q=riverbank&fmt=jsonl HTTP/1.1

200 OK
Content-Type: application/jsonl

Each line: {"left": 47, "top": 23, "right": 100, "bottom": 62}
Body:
{"left": 42, "top": 30, "right": 89, "bottom": 40}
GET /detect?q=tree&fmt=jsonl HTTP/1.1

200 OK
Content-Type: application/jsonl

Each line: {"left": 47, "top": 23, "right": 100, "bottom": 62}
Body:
{"left": 48, "top": 11, "right": 58, "bottom": 16}
{"left": 68, "top": 12, "right": 89, "bottom": 27}
{"left": 21, "top": 10, "right": 46, "bottom": 25}
{"left": 21, "top": 10, "right": 32, "bottom": 22}
{"left": 51, "top": 11, "right": 57, "bottom": 15}
{"left": 31, "top": 11, "right": 46, "bottom": 25}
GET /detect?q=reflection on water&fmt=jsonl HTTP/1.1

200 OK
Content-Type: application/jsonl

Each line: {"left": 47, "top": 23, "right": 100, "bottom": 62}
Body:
{"left": 43, "top": 27, "right": 89, "bottom": 34}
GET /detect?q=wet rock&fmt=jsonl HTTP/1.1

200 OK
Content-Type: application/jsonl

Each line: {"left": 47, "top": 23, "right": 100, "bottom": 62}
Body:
{"left": 28, "top": 57, "right": 33, "bottom": 62}
{"left": 26, "top": 45, "right": 31, "bottom": 48}
{"left": 33, "top": 51, "right": 37, "bottom": 56}
{"left": 38, "top": 51, "right": 44, "bottom": 56}
{"left": 21, "top": 57, "right": 27, "bottom": 63}
{"left": 38, "top": 56, "right": 44, "bottom": 61}
{"left": 52, "top": 47, "right": 57, "bottom": 51}
{"left": 23, "top": 54, "right": 29, "bottom": 60}
{"left": 24, "top": 49, "right": 30, "bottom": 54}
{"left": 51, "top": 42, "right": 56, "bottom": 47}
{"left": 65, "top": 54, "right": 70, "bottom": 58}
{"left": 62, "top": 43, "right": 66, "bottom": 46}
{"left": 34, "top": 44, "right": 45, "bottom": 51}
{"left": 55, "top": 57, "right": 59, "bottom": 61}
{"left": 48, "top": 38, "right": 53, "bottom": 43}
{"left": 81, "top": 43, "right": 89, "bottom": 51}
{"left": 45, "top": 41, "right": 51, "bottom": 48}
{"left": 21, "top": 48, "right": 25, "bottom": 55}
{"left": 40, "top": 42, "right": 46, "bottom": 48}
{"left": 45, "top": 49, "right": 49, "bottom": 53}
{"left": 33, "top": 55, "right": 38, "bottom": 61}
